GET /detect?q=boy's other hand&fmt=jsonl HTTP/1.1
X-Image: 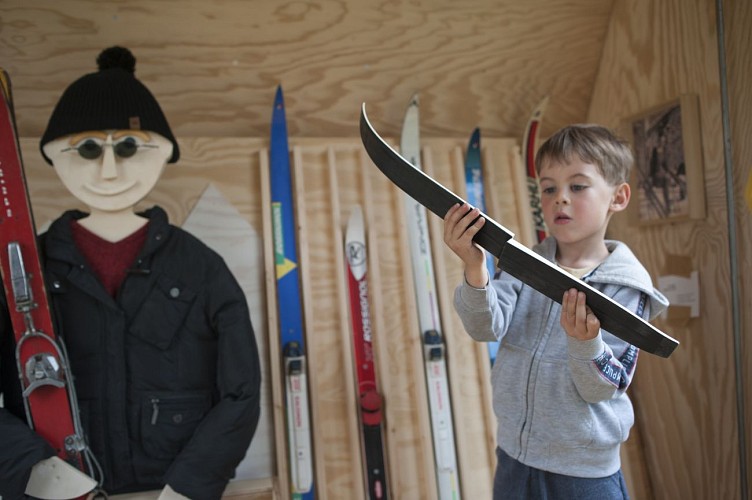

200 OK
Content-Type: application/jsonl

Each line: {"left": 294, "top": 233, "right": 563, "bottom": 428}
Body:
{"left": 443, "top": 203, "right": 488, "bottom": 288}
{"left": 561, "top": 289, "right": 600, "bottom": 340}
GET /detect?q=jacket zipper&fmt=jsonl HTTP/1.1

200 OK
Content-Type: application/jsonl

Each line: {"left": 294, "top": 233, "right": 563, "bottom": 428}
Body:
{"left": 518, "top": 300, "right": 555, "bottom": 457}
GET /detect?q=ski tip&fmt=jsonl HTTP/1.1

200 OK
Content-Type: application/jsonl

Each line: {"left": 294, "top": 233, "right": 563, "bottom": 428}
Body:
{"left": 408, "top": 92, "right": 419, "bottom": 107}
{"left": 360, "top": 103, "right": 374, "bottom": 140}
{"left": 531, "top": 95, "right": 549, "bottom": 118}
{"left": 360, "top": 103, "right": 409, "bottom": 170}
{"left": 348, "top": 204, "right": 364, "bottom": 225}
{"left": 468, "top": 127, "right": 480, "bottom": 147}
{"left": 0, "top": 68, "right": 12, "bottom": 102}
{"left": 274, "top": 85, "right": 284, "bottom": 107}
{"left": 346, "top": 204, "right": 365, "bottom": 243}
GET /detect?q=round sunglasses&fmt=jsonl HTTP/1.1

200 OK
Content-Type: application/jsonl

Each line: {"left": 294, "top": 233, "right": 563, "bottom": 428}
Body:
{"left": 61, "top": 137, "right": 159, "bottom": 160}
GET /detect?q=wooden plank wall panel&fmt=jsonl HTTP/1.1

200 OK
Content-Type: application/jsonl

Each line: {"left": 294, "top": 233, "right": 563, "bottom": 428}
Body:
{"left": 17, "top": 135, "right": 522, "bottom": 498}
{"left": 294, "top": 146, "right": 359, "bottom": 499}
{"left": 1, "top": 0, "right": 614, "bottom": 142}
{"left": 588, "top": 0, "right": 744, "bottom": 498}
{"left": 724, "top": 0, "right": 752, "bottom": 494}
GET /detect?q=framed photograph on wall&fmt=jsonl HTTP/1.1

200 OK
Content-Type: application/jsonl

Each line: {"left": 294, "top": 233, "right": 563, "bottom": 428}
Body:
{"left": 623, "top": 94, "right": 706, "bottom": 225}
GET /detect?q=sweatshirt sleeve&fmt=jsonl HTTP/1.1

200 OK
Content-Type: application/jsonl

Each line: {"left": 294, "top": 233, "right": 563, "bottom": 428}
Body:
{"left": 566, "top": 286, "right": 649, "bottom": 403}
{"left": 453, "top": 272, "right": 522, "bottom": 343}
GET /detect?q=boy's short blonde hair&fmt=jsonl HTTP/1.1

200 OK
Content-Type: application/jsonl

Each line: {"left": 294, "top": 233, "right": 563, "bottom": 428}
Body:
{"left": 534, "top": 124, "right": 633, "bottom": 185}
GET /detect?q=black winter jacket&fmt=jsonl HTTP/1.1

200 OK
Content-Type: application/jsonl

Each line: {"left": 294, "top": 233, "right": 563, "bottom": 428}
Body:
{"left": 0, "top": 206, "right": 261, "bottom": 499}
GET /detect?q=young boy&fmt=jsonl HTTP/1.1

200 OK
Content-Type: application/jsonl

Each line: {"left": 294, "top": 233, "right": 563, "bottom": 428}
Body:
{"left": 443, "top": 124, "right": 669, "bottom": 499}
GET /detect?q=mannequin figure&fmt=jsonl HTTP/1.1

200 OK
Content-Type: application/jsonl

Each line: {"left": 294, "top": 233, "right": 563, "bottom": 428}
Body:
{"left": 0, "top": 47, "right": 261, "bottom": 499}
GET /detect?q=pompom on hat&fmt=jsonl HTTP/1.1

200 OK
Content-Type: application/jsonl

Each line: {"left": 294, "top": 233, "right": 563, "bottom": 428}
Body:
{"left": 40, "top": 46, "right": 179, "bottom": 165}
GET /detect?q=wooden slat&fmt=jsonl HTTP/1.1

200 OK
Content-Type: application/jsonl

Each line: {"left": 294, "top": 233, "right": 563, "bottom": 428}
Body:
{"left": 325, "top": 146, "right": 363, "bottom": 500}
{"left": 293, "top": 146, "right": 329, "bottom": 499}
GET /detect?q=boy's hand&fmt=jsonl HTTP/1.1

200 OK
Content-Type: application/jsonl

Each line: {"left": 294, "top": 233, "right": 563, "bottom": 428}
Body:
{"left": 443, "top": 203, "right": 487, "bottom": 288}
{"left": 561, "top": 289, "right": 600, "bottom": 340}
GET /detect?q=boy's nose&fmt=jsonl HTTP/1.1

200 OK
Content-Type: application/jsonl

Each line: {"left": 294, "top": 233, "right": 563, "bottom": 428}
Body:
{"left": 555, "top": 192, "right": 570, "bottom": 205}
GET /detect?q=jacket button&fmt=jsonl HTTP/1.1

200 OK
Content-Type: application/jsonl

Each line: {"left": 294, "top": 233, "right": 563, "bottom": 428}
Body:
{"left": 52, "top": 281, "right": 61, "bottom": 289}
{"left": 172, "top": 414, "right": 183, "bottom": 424}
{"left": 170, "top": 287, "right": 180, "bottom": 298}
{"left": 155, "top": 233, "right": 163, "bottom": 241}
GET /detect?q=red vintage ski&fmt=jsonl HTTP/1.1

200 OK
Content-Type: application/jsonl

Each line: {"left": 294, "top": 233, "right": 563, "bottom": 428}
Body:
{"left": 0, "top": 70, "right": 97, "bottom": 485}
{"left": 522, "top": 97, "right": 549, "bottom": 244}
{"left": 345, "top": 205, "right": 389, "bottom": 499}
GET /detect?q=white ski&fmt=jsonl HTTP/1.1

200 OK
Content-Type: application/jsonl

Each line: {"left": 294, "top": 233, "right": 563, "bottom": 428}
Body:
{"left": 400, "top": 94, "right": 461, "bottom": 500}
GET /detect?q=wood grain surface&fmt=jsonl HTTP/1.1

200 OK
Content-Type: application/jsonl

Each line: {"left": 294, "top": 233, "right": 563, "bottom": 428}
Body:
{"left": 1, "top": 0, "right": 613, "bottom": 142}
{"left": 724, "top": 1, "right": 752, "bottom": 496}
{"left": 588, "top": 0, "right": 749, "bottom": 498}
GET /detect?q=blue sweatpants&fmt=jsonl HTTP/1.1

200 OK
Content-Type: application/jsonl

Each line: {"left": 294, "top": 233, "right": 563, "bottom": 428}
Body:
{"left": 494, "top": 447, "right": 630, "bottom": 500}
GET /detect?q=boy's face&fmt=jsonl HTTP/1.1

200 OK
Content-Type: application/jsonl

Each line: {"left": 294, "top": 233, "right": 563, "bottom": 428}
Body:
{"left": 538, "top": 157, "right": 629, "bottom": 247}
{"left": 42, "top": 130, "right": 173, "bottom": 213}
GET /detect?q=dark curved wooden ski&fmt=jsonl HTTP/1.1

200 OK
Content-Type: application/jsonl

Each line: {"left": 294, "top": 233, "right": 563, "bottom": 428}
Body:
{"left": 359, "top": 104, "right": 678, "bottom": 358}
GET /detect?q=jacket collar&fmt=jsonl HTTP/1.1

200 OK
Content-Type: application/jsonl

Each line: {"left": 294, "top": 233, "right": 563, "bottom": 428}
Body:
{"left": 43, "top": 205, "right": 172, "bottom": 265}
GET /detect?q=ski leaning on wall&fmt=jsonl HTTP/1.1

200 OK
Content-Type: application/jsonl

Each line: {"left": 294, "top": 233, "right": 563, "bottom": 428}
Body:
{"left": 400, "top": 95, "right": 461, "bottom": 500}
{"left": 463, "top": 127, "right": 501, "bottom": 364}
{"left": 0, "top": 69, "right": 100, "bottom": 497}
{"left": 522, "top": 97, "right": 549, "bottom": 244}
{"left": 269, "top": 85, "right": 315, "bottom": 499}
{"left": 344, "top": 205, "right": 389, "bottom": 500}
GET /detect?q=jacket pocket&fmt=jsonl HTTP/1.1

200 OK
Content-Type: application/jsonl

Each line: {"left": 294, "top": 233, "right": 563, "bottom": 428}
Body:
{"left": 129, "top": 274, "right": 197, "bottom": 350}
{"left": 140, "top": 391, "right": 211, "bottom": 460}
{"left": 531, "top": 359, "right": 594, "bottom": 447}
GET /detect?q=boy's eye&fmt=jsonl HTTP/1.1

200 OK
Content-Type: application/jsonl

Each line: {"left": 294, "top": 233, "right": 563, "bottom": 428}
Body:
{"left": 571, "top": 184, "right": 588, "bottom": 192}
{"left": 541, "top": 186, "right": 555, "bottom": 195}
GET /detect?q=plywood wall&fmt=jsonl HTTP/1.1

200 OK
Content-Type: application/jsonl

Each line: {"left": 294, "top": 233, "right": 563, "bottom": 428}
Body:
{"left": 0, "top": 0, "right": 612, "bottom": 141}
{"left": 588, "top": 0, "right": 747, "bottom": 498}
{"left": 724, "top": 0, "right": 752, "bottom": 494}
{"left": 18, "top": 133, "right": 531, "bottom": 499}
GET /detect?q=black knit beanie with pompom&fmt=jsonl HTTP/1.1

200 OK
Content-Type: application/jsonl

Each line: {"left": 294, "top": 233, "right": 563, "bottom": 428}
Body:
{"left": 39, "top": 46, "right": 179, "bottom": 165}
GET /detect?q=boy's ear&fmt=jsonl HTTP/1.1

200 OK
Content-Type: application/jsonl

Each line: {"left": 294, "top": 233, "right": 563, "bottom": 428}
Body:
{"left": 610, "top": 182, "right": 631, "bottom": 212}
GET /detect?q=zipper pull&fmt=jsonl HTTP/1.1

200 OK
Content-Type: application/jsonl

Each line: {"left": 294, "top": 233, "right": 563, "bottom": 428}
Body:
{"left": 151, "top": 398, "right": 160, "bottom": 425}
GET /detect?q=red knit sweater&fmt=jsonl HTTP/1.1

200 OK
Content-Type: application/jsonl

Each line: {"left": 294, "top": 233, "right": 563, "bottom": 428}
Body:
{"left": 71, "top": 220, "right": 149, "bottom": 297}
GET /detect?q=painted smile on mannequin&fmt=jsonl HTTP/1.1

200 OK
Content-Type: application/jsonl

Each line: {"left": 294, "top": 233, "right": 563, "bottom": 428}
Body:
{"left": 43, "top": 130, "right": 173, "bottom": 213}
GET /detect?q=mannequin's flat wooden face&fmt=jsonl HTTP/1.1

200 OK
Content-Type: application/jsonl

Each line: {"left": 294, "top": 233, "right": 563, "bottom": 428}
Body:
{"left": 42, "top": 130, "right": 173, "bottom": 213}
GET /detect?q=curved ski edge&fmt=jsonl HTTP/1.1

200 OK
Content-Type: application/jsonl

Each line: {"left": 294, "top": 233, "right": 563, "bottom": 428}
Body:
{"left": 359, "top": 103, "right": 514, "bottom": 257}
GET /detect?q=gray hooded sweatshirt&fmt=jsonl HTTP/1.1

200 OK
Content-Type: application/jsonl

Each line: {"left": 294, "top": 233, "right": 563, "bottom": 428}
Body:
{"left": 454, "top": 238, "right": 669, "bottom": 478}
